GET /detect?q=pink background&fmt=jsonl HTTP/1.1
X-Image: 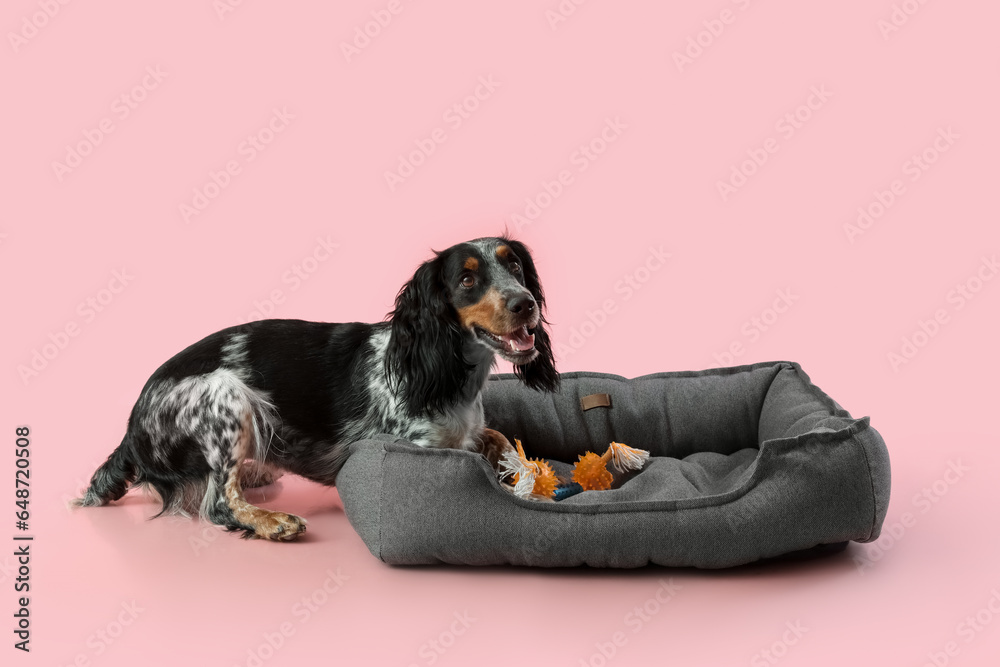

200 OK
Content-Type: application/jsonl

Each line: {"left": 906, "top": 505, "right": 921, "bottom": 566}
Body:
{"left": 3, "top": 1, "right": 999, "bottom": 665}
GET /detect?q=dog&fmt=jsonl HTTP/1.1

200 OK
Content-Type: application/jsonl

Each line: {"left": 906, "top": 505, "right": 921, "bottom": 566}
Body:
{"left": 74, "top": 237, "right": 558, "bottom": 540}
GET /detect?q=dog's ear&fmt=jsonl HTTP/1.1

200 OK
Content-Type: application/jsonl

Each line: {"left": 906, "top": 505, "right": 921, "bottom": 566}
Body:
{"left": 504, "top": 239, "right": 559, "bottom": 392}
{"left": 386, "top": 254, "right": 471, "bottom": 415}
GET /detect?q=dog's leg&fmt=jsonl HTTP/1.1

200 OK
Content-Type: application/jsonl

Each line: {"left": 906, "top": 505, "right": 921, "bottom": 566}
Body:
{"left": 239, "top": 460, "right": 284, "bottom": 489}
{"left": 475, "top": 427, "right": 517, "bottom": 470}
{"left": 202, "top": 415, "right": 306, "bottom": 541}
{"left": 478, "top": 428, "right": 556, "bottom": 501}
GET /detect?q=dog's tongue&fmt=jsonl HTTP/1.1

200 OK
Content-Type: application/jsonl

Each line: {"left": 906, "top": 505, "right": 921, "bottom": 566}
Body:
{"left": 502, "top": 327, "right": 535, "bottom": 352}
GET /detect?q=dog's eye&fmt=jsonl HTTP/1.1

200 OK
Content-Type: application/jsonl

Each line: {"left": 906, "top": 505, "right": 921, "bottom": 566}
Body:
{"left": 461, "top": 274, "right": 476, "bottom": 288}
{"left": 509, "top": 261, "right": 521, "bottom": 274}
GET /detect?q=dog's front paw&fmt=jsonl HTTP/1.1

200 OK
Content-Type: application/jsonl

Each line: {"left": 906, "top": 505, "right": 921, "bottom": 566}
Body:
{"left": 478, "top": 428, "right": 515, "bottom": 470}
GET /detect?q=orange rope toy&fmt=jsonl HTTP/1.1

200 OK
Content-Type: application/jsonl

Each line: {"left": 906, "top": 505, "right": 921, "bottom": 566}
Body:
{"left": 573, "top": 442, "right": 650, "bottom": 491}
{"left": 499, "top": 440, "right": 650, "bottom": 499}
{"left": 498, "top": 439, "right": 560, "bottom": 498}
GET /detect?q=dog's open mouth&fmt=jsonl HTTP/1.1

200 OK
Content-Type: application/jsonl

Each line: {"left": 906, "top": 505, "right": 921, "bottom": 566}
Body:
{"left": 475, "top": 325, "right": 536, "bottom": 363}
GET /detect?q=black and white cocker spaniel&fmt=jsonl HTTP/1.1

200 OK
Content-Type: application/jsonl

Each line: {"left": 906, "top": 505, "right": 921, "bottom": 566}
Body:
{"left": 74, "top": 237, "right": 558, "bottom": 540}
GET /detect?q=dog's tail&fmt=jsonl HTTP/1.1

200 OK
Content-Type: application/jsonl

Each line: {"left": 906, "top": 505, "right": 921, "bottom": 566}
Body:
{"left": 72, "top": 436, "right": 138, "bottom": 507}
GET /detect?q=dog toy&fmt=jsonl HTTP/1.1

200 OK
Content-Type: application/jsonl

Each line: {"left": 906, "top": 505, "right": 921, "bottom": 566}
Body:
{"left": 499, "top": 440, "right": 649, "bottom": 499}
{"left": 573, "top": 441, "right": 650, "bottom": 491}
{"left": 498, "top": 439, "right": 560, "bottom": 499}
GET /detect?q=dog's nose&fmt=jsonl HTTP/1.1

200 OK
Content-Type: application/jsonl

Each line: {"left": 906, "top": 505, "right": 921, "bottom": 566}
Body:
{"left": 507, "top": 294, "right": 536, "bottom": 316}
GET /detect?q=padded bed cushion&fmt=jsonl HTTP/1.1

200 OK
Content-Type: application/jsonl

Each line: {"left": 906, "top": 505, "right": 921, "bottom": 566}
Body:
{"left": 335, "top": 361, "right": 890, "bottom": 568}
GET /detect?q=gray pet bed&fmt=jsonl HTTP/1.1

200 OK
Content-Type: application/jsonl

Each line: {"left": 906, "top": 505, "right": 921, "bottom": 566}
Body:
{"left": 336, "top": 361, "right": 890, "bottom": 568}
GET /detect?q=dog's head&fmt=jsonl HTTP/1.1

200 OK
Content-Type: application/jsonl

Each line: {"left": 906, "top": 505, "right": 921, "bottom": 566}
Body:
{"left": 387, "top": 236, "right": 559, "bottom": 414}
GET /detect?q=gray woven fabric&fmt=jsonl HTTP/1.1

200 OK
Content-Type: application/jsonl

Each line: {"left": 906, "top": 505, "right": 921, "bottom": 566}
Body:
{"left": 335, "top": 361, "right": 890, "bottom": 568}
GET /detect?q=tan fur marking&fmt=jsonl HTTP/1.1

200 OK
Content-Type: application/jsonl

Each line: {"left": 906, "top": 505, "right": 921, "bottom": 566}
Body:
{"left": 456, "top": 287, "right": 509, "bottom": 333}
{"left": 477, "top": 428, "right": 515, "bottom": 469}
{"left": 223, "top": 420, "right": 305, "bottom": 541}
{"left": 464, "top": 257, "right": 479, "bottom": 271}
{"left": 496, "top": 245, "right": 511, "bottom": 260}
{"left": 224, "top": 469, "right": 306, "bottom": 541}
